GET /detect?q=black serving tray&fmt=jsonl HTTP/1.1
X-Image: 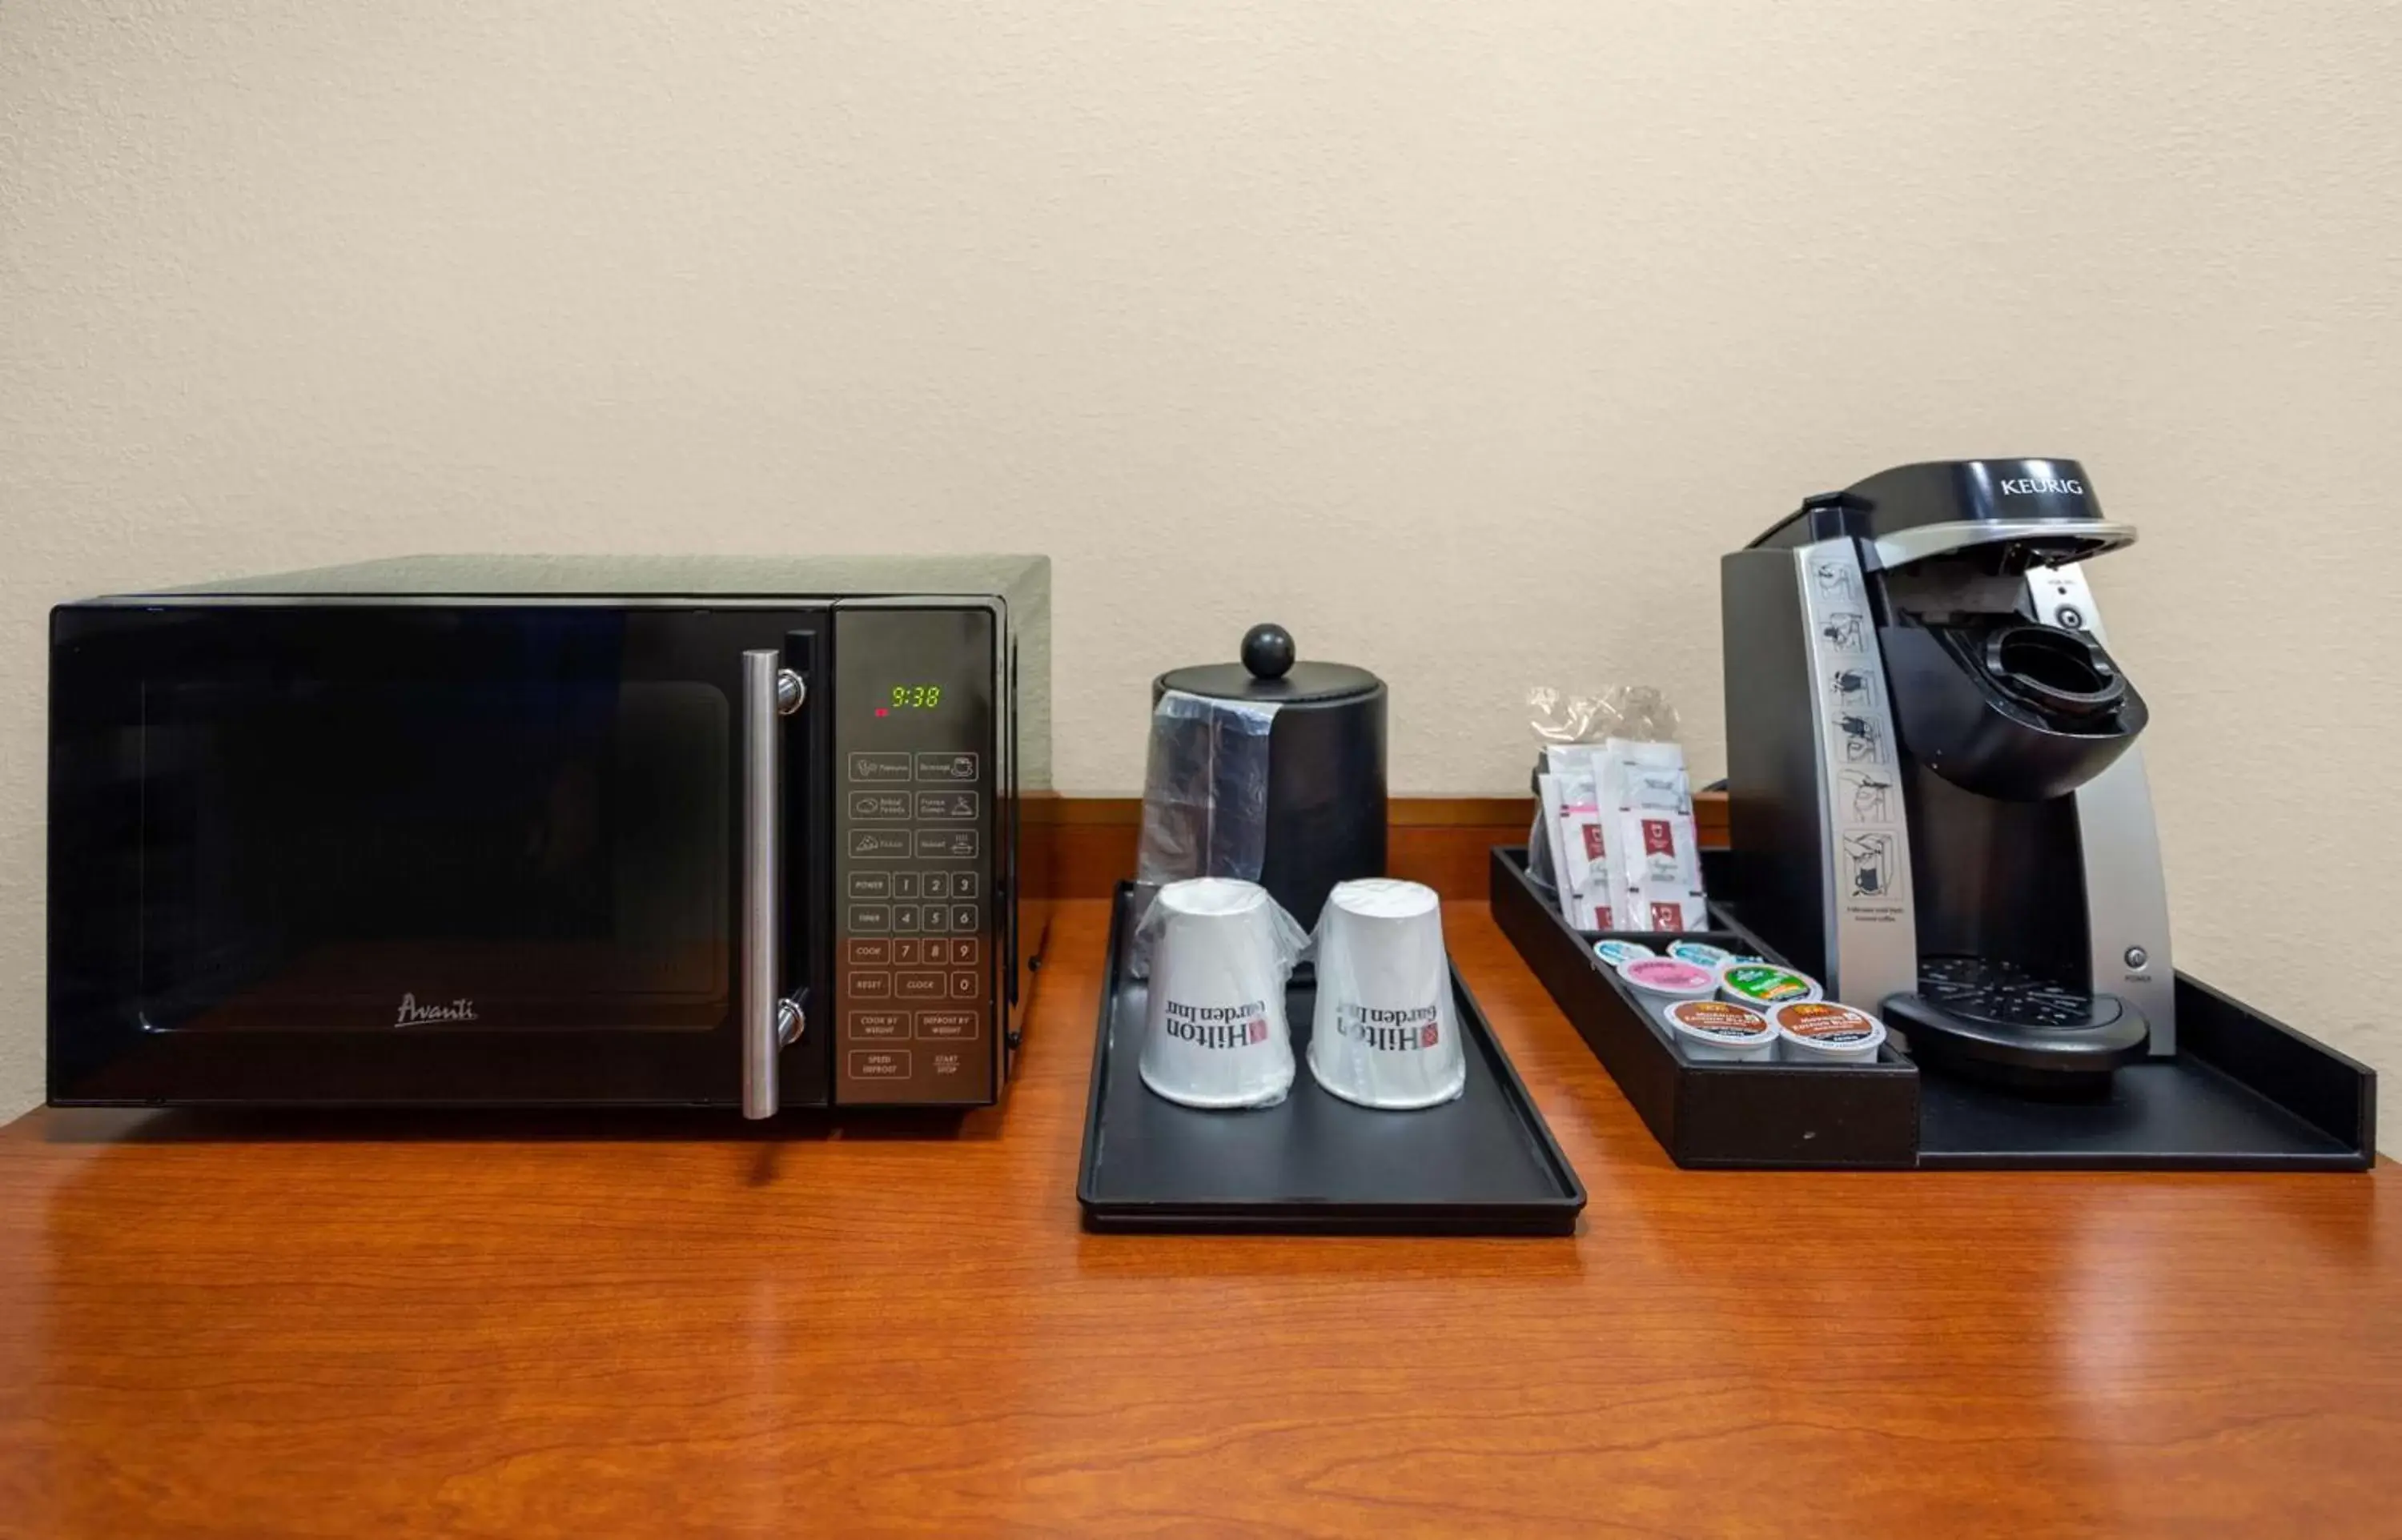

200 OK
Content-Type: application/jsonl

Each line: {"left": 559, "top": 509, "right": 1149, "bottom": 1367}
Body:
{"left": 1078, "top": 882, "right": 1585, "bottom": 1234}
{"left": 1494, "top": 847, "right": 2376, "bottom": 1172}
{"left": 1491, "top": 847, "right": 1918, "bottom": 1169}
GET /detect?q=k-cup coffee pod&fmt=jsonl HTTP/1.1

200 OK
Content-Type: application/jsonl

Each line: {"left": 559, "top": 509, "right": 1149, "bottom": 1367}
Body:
{"left": 1614, "top": 956, "right": 1719, "bottom": 1030}
{"left": 1718, "top": 961, "right": 1822, "bottom": 1012}
{"left": 1665, "top": 999, "right": 1777, "bottom": 1062}
{"left": 1665, "top": 940, "right": 1734, "bottom": 970}
{"left": 1307, "top": 878, "right": 1465, "bottom": 1110}
{"left": 1137, "top": 878, "right": 1307, "bottom": 1109}
{"left": 1773, "top": 1001, "right": 1887, "bottom": 1064}
{"left": 1593, "top": 939, "right": 1657, "bottom": 966}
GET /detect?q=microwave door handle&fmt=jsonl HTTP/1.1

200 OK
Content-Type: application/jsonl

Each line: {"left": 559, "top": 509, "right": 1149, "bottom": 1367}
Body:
{"left": 742, "top": 650, "right": 807, "bottom": 1119}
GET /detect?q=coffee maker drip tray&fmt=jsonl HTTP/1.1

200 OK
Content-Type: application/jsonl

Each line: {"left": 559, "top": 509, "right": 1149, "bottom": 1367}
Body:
{"left": 1885, "top": 957, "right": 2150, "bottom": 1089}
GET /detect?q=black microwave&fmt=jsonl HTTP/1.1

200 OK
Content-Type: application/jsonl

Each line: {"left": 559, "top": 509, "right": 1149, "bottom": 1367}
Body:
{"left": 47, "top": 555, "right": 1050, "bottom": 1116}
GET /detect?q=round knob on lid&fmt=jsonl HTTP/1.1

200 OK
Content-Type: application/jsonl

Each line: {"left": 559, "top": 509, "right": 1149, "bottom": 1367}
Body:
{"left": 1241, "top": 623, "right": 1295, "bottom": 680}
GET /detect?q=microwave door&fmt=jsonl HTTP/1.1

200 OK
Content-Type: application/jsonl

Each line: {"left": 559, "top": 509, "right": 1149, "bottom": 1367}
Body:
{"left": 46, "top": 604, "right": 829, "bottom": 1110}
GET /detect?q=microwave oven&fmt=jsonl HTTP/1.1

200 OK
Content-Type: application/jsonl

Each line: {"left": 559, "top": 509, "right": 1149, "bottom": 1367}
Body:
{"left": 47, "top": 555, "right": 1050, "bottom": 1116}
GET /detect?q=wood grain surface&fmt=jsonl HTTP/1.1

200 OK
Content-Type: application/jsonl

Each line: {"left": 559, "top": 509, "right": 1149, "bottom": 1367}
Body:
{"left": 2, "top": 900, "right": 2396, "bottom": 1538}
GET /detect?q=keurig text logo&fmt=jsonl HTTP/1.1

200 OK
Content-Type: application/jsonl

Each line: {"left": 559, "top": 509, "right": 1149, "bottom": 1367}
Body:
{"left": 1336, "top": 1003, "right": 1442, "bottom": 1051}
{"left": 1161, "top": 999, "right": 1271, "bottom": 1049}
{"left": 1996, "top": 476, "right": 2085, "bottom": 495}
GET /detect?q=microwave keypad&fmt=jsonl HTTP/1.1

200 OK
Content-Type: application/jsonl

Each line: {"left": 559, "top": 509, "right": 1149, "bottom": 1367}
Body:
{"left": 832, "top": 606, "right": 996, "bottom": 1106}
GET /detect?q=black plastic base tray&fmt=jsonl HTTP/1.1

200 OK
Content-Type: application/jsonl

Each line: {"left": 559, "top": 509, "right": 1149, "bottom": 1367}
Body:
{"left": 1078, "top": 883, "right": 1585, "bottom": 1234}
{"left": 1494, "top": 847, "right": 2374, "bottom": 1172}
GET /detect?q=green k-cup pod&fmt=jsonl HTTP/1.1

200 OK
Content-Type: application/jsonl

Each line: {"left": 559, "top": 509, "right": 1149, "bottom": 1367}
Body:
{"left": 1718, "top": 962, "right": 1822, "bottom": 1009}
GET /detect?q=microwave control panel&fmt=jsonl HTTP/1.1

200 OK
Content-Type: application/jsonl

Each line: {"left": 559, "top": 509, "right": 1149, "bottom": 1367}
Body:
{"left": 830, "top": 605, "right": 998, "bottom": 1105}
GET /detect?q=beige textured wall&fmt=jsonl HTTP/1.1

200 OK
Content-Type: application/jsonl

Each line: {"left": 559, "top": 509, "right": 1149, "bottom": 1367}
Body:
{"left": 5, "top": 2, "right": 2399, "bottom": 1130}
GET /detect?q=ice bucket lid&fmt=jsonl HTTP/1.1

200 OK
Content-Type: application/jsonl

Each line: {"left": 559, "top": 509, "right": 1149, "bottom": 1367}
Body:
{"left": 1155, "top": 623, "right": 1383, "bottom": 707}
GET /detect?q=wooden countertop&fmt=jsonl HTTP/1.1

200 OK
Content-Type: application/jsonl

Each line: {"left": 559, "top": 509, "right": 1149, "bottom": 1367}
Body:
{"left": 2, "top": 901, "right": 2397, "bottom": 1537}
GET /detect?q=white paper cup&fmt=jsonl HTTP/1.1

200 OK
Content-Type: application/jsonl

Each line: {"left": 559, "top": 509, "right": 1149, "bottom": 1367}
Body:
{"left": 1773, "top": 1001, "right": 1888, "bottom": 1063}
{"left": 1139, "top": 879, "right": 1297, "bottom": 1109}
{"left": 1307, "top": 879, "right": 1465, "bottom": 1110}
{"left": 1665, "top": 1000, "right": 1777, "bottom": 1062}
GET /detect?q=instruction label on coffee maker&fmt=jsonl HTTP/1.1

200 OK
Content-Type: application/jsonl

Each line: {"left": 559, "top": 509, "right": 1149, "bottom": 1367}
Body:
{"left": 1799, "top": 542, "right": 1916, "bottom": 1004}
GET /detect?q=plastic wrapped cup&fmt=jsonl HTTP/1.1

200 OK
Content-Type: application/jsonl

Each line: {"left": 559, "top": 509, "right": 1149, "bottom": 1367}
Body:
{"left": 1307, "top": 879, "right": 1465, "bottom": 1110}
{"left": 1138, "top": 878, "right": 1305, "bottom": 1109}
{"left": 1773, "top": 1001, "right": 1887, "bottom": 1063}
{"left": 1665, "top": 1000, "right": 1777, "bottom": 1062}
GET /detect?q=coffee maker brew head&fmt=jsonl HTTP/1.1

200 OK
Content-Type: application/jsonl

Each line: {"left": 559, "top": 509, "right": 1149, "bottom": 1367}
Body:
{"left": 1761, "top": 457, "right": 2138, "bottom": 575}
{"left": 1811, "top": 460, "right": 2152, "bottom": 804}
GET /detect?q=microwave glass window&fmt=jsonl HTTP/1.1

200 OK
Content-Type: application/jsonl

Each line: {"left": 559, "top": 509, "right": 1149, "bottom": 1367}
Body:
{"left": 137, "top": 677, "right": 730, "bottom": 1033}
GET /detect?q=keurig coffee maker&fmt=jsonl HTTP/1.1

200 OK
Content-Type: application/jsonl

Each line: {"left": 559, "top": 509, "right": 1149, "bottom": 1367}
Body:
{"left": 1722, "top": 458, "right": 2172, "bottom": 1088}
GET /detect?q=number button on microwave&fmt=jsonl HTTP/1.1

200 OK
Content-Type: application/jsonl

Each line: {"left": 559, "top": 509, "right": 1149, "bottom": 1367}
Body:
{"left": 950, "top": 904, "right": 979, "bottom": 933}
{"left": 950, "top": 871, "right": 979, "bottom": 900}
{"left": 892, "top": 904, "right": 922, "bottom": 934}
{"left": 922, "top": 872, "right": 950, "bottom": 900}
{"left": 922, "top": 938, "right": 950, "bottom": 965}
{"left": 893, "top": 939, "right": 922, "bottom": 967}
{"left": 950, "top": 970, "right": 979, "bottom": 1000}
{"left": 921, "top": 905, "right": 948, "bottom": 935}
{"left": 894, "top": 872, "right": 921, "bottom": 900}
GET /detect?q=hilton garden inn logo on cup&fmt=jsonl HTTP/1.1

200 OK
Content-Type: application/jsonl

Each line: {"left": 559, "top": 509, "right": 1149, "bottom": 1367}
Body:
{"left": 1160, "top": 998, "right": 1273, "bottom": 1049}
{"left": 1333, "top": 1001, "right": 1442, "bottom": 1052}
{"left": 1307, "top": 879, "right": 1467, "bottom": 1110}
{"left": 1137, "top": 879, "right": 1304, "bottom": 1109}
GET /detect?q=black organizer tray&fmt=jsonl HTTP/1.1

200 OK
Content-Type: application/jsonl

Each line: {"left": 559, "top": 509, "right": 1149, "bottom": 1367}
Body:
{"left": 1493, "top": 847, "right": 2375, "bottom": 1172}
{"left": 1078, "top": 883, "right": 1585, "bottom": 1233}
